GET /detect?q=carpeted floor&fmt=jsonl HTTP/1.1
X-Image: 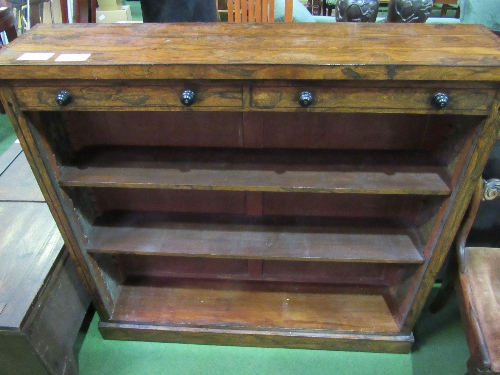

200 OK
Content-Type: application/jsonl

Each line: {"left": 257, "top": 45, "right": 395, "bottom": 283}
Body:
{"left": 0, "top": 112, "right": 470, "bottom": 375}
{"left": 0, "top": 114, "right": 17, "bottom": 155}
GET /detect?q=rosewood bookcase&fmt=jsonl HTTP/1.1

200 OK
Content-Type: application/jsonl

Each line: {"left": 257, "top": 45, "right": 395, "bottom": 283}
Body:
{"left": 0, "top": 23, "right": 499, "bottom": 353}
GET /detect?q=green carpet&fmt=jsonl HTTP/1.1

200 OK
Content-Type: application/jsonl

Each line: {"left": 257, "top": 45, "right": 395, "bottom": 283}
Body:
{"left": 0, "top": 114, "right": 17, "bottom": 155}
{"left": 123, "top": 0, "right": 143, "bottom": 21}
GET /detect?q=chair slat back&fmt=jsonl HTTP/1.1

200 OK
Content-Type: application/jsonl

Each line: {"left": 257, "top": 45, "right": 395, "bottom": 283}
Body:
{"left": 228, "top": 0, "right": 292, "bottom": 22}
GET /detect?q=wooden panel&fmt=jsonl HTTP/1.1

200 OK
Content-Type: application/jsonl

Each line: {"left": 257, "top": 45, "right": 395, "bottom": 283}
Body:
{"left": 22, "top": 252, "right": 89, "bottom": 375}
{"left": 0, "top": 148, "right": 90, "bottom": 375}
{"left": 92, "top": 188, "right": 247, "bottom": 215}
{"left": 0, "top": 202, "right": 63, "bottom": 328}
{"left": 61, "top": 111, "right": 244, "bottom": 150}
{"left": 263, "top": 193, "right": 429, "bottom": 219}
{"left": 1, "top": 24, "right": 499, "bottom": 81}
{"left": 107, "top": 254, "right": 393, "bottom": 285}
{"left": 0, "top": 333, "right": 49, "bottom": 375}
{"left": 252, "top": 86, "right": 494, "bottom": 114}
{"left": 115, "top": 254, "right": 250, "bottom": 278}
{"left": 262, "top": 260, "right": 390, "bottom": 284}
{"left": 99, "top": 320, "right": 414, "bottom": 352}
{"left": 111, "top": 279, "right": 399, "bottom": 333}
{"left": 86, "top": 212, "right": 424, "bottom": 263}
{"left": 14, "top": 83, "right": 243, "bottom": 110}
{"left": 59, "top": 147, "right": 451, "bottom": 195}
{"left": 261, "top": 112, "right": 466, "bottom": 150}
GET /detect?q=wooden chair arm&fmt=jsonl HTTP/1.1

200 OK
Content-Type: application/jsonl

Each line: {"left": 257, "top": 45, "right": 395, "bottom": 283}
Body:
{"left": 483, "top": 178, "right": 500, "bottom": 201}
{"left": 458, "top": 178, "right": 500, "bottom": 273}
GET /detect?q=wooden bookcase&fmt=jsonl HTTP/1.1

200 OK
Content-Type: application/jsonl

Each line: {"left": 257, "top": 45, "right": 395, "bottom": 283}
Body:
{"left": 1, "top": 23, "right": 499, "bottom": 353}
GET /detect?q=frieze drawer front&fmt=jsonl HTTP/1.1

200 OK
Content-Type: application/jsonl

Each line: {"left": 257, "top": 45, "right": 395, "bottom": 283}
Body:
{"left": 1, "top": 23, "right": 499, "bottom": 354}
{"left": 250, "top": 85, "right": 495, "bottom": 114}
{"left": 13, "top": 83, "right": 244, "bottom": 110}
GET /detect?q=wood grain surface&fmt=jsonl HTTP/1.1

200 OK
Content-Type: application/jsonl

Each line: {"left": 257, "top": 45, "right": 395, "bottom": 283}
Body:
{"left": 59, "top": 147, "right": 451, "bottom": 195}
{"left": 86, "top": 212, "right": 424, "bottom": 263}
{"left": 0, "top": 23, "right": 499, "bottom": 81}
{"left": 0, "top": 201, "right": 63, "bottom": 328}
{"left": 111, "top": 279, "right": 399, "bottom": 333}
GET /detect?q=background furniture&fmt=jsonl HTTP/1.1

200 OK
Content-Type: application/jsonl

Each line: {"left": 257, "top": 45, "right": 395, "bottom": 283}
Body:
{"left": 140, "top": 0, "right": 218, "bottom": 23}
{"left": 0, "top": 142, "right": 91, "bottom": 375}
{"left": 0, "top": 23, "right": 499, "bottom": 353}
{"left": 429, "top": 137, "right": 500, "bottom": 374}
{"left": 227, "top": 0, "right": 293, "bottom": 22}
{"left": 434, "top": 0, "right": 460, "bottom": 18}
{"left": 455, "top": 177, "right": 500, "bottom": 375}
{"left": 321, "top": 0, "right": 333, "bottom": 16}
{"left": 459, "top": 0, "right": 500, "bottom": 32}
{"left": 306, "top": 0, "right": 320, "bottom": 14}
{"left": 0, "top": 6, "right": 16, "bottom": 44}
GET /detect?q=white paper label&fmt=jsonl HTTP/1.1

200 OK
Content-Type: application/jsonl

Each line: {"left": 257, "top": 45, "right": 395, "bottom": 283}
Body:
{"left": 98, "top": 14, "right": 106, "bottom": 21}
{"left": 17, "top": 52, "right": 55, "bottom": 61}
{"left": 55, "top": 53, "right": 91, "bottom": 62}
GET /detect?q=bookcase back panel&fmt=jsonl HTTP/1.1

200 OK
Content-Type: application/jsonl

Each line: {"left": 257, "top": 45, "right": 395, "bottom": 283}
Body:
{"left": 99, "top": 253, "right": 394, "bottom": 286}
{"left": 61, "top": 111, "right": 245, "bottom": 150}
{"left": 72, "top": 187, "right": 444, "bottom": 224}
{"left": 92, "top": 188, "right": 247, "bottom": 215}
{"left": 35, "top": 112, "right": 484, "bottom": 154}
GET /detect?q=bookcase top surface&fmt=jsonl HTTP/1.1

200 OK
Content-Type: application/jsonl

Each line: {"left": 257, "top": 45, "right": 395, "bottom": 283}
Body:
{"left": 0, "top": 23, "right": 499, "bottom": 80}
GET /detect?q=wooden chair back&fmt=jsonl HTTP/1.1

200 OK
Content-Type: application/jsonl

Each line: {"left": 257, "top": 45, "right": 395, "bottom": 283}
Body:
{"left": 227, "top": 0, "right": 293, "bottom": 22}
{"left": 457, "top": 178, "right": 500, "bottom": 375}
{"left": 433, "top": 0, "right": 460, "bottom": 18}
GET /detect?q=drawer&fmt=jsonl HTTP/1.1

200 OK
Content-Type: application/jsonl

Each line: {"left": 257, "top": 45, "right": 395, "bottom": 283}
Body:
{"left": 13, "top": 83, "right": 243, "bottom": 110}
{"left": 251, "top": 85, "right": 495, "bottom": 113}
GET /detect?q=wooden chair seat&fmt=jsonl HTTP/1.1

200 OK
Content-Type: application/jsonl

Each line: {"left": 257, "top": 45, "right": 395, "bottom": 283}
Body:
{"left": 454, "top": 177, "right": 500, "bottom": 375}
{"left": 458, "top": 246, "right": 500, "bottom": 374}
{"left": 430, "top": 176, "right": 500, "bottom": 375}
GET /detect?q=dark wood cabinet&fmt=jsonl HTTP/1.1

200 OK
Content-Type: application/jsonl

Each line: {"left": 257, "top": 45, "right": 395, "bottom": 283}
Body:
{"left": 0, "top": 143, "right": 90, "bottom": 375}
{"left": 1, "top": 23, "right": 499, "bottom": 353}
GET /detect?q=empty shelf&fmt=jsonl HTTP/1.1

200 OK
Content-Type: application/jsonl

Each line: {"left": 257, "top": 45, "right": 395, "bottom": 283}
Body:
{"left": 86, "top": 212, "right": 424, "bottom": 263}
{"left": 59, "top": 147, "right": 451, "bottom": 195}
{"left": 111, "top": 278, "right": 400, "bottom": 334}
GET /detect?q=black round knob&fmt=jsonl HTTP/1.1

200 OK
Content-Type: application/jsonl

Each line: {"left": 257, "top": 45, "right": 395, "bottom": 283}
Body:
{"left": 55, "top": 90, "right": 72, "bottom": 106}
{"left": 180, "top": 90, "right": 195, "bottom": 106}
{"left": 298, "top": 91, "right": 313, "bottom": 108}
{"left": 431, "top": 93, "right": 449, "bottom": 109}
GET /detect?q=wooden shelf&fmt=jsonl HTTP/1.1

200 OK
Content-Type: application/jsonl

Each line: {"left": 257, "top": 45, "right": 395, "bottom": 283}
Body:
{"left": 59, "top": 147, "right": 451, "bottom": 195}
{"left": 110, "top": 278, "right": 400, "bottom": 334}
{"left": 86, "top": 212, "right": 424, "bottom": 263}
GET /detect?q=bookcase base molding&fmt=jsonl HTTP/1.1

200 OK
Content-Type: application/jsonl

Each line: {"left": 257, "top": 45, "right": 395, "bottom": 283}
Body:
{"left": 98, "top": 322, "right": 415, "bottom": 353}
